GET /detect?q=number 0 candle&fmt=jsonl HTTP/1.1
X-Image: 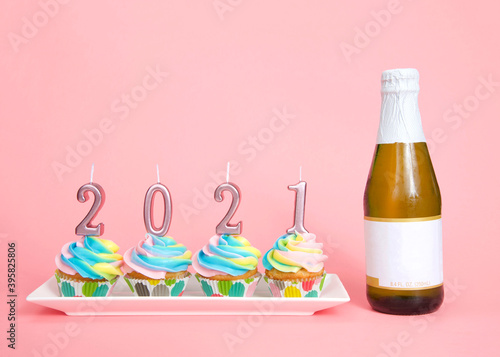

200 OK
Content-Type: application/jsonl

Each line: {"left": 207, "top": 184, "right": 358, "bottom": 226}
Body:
{"left": 143, "top": 165, "right": 172, "bottom": 237}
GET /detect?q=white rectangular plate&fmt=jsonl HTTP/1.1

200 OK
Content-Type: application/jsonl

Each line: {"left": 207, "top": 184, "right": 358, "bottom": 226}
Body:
{"left": 27, "top": 274, "right": 350, "bottom": 316}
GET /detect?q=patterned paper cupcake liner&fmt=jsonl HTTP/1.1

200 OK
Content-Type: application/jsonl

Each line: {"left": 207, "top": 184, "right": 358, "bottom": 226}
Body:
{"left": 55, "top": 272, "right": 118, "bottom": 297}
{"left": 195, "top": 272, "right": 262, "bottom": 297}
{"left": 263, "top": 272, "right": 327, "bottom": 298}
{"left": 123, "top": 272, "right": 191, "bottom": 297}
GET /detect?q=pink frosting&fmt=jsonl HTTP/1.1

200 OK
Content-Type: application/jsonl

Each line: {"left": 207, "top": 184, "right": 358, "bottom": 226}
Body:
{"left": 274, "top": 249, "right": 327, "bottom": 272}
{"left": 192, "top": 234, "right": 261, "bottom": 277}
{"left": 192, "top": 235, "right": 228, "bottom": 277}
{"left": 122, "top": 234, "right": 192, "bottom": 279}
{"left": 55, "top": 242, "right": 78, "bottom": 275}
{"left": 122, "top": 247, "right": 166, "bottom": 280}
{"left": 263, "top": 232, "right": 328, "bottom": 273}
{"left": 56, "top": 239, "right": 122, "bottom": 275}
{"left": 191, "top": 250, "right": 227, "bottom": 277}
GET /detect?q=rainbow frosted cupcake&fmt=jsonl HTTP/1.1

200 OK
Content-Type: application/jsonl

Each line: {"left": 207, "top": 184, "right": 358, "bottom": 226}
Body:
{"left": 193, "top": 234, "right": 262, "bottom": 297}
{"left": 55, "top": 236, "right": 124, "bottom": 297}
{"left": 263, "top": 232, "right": 328, "bottom": 298}
{"left": 122, "top": 234, "right": 192, "bottom": 297}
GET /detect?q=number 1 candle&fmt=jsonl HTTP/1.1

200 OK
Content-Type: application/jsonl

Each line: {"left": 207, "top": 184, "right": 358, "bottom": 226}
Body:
{"left": 261, "top": 167, "right": 328, "bottom": 299}
{"left": 287, "top": 167, "right": 308, "bottom": 234}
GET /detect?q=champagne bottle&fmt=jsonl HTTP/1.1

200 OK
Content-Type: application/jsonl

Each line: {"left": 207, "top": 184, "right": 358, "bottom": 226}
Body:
{"left": 364, "top": 68, "right": 444, "bottom": 315}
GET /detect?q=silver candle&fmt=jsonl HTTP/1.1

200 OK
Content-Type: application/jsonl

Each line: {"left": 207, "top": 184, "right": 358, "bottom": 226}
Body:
{"left": 75, "top": 164, "right": 105, "bottom": 236}
{"left": 215, "top": 162, "right": 242, "bottom": 235}
{"left": 287, "top": 167, "right": 308, "bottom": 234}
{"left": 144, "top": 165, "right": 172, "bottom": 237}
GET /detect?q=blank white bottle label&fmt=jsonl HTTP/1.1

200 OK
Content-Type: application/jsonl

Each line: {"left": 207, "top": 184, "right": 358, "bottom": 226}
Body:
{"left": 364, "top": 216, "right": 443, "bottom": 290}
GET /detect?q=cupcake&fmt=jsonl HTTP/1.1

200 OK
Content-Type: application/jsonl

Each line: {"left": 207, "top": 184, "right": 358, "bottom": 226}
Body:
{"left": 122, "top": 234, "right": 192, "bottom": 297}
{"left": 193, "top": 234, "right": 262, "bottom": 297}
{"left": 55, "top": 236, "right": 124, "bottom": 297}
{"left": 263, "top": 232, "right": 328, "bottom": 298}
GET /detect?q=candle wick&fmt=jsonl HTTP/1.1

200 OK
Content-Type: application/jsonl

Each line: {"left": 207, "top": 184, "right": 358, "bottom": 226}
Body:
{"left": 156, "top": 164, "right": 160, "bottom": 183}
{"left": 90, "top": 163, "right": 95, "bottom": 183}
{"left": 226, "top": 161, "right": 230, "bottom": 183}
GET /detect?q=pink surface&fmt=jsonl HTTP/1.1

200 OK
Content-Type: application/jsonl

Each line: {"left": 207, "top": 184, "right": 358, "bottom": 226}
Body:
{"left": 0, "top": 1, "right": 499, "bottom": 356}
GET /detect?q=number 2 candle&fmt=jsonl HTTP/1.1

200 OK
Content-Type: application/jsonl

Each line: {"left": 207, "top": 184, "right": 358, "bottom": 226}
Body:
{"left": 75, "top": 164, "right": 105, "bottom": 236}
{"left": 214, "top": 162, "right": 242, "bottom": 235}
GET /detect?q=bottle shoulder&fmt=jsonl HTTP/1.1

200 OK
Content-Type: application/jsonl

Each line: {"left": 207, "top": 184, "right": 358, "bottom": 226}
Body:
{"left": 364, "top": 143, "right": 441, "bottom": 218}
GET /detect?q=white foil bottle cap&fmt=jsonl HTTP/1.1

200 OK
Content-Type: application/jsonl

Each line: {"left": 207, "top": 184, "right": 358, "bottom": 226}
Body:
{"left": 381, "top": 68, "right": 420, "bottom": 93}
{"left": 377, "top": 68, "right": 426, "bottom": 144}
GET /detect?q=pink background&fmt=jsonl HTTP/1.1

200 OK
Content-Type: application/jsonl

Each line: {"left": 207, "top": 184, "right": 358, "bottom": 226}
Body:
{"left": 1, "top": 0, "right": 499, "bottom": 356}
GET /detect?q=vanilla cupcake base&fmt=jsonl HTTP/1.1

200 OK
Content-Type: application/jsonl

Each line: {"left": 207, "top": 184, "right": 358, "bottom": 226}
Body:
{"left": 123, "top": 271, "right": 191, "bottom": 297}
{"left": 264, "top": 272, "right": 327, "bottom": 298}
{"left": 195, "top": 272, "right": 262, "bottom": 297}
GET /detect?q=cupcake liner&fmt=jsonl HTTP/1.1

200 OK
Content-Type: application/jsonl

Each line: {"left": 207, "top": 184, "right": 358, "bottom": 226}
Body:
{"left": 54, "top": 272, "right": 118, "bottom": 297}
{"left": 123, "top": 272, "right": 191, "bottom": 297}
{"left": 263, "top": 272, "right": 327, "bottom": 298}
{"left": 195, "top": 273, "right": 262, "bottom": 297}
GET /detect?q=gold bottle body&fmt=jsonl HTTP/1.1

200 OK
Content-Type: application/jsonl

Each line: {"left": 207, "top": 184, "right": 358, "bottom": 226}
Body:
{"left": 364, "top": 142, "right": 444, "bottom": 315}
